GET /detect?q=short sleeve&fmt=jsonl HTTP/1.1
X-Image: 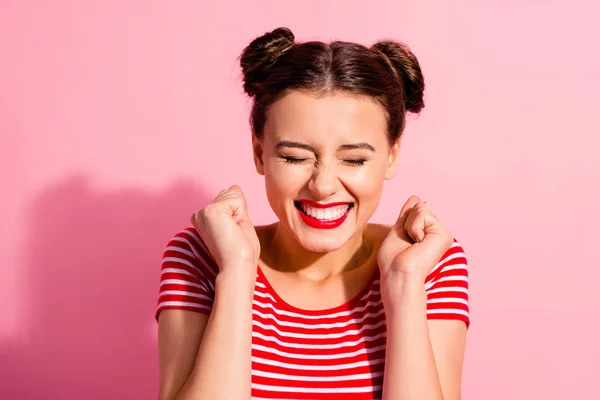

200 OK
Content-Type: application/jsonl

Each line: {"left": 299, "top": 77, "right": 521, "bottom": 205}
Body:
{"left": 425, "top": 239, "right": 470, "bottom": 327}
{"left": 155, "top": 227, "right": 218, "bottom": 320}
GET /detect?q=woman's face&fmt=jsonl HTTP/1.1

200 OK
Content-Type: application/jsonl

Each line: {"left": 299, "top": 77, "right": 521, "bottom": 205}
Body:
{"left": 253, "top": 90, "right": 401, "bottom": 253}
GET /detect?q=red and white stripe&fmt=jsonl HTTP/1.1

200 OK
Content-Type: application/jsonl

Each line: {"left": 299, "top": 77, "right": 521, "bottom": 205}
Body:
{"left": 156, "top": 227, "right": 470, "bottom": 399}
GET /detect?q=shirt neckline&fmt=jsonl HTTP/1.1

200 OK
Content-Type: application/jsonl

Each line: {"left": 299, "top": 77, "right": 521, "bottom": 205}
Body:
{"left": 256, "top": 264, "right": 380, "bottom": 316}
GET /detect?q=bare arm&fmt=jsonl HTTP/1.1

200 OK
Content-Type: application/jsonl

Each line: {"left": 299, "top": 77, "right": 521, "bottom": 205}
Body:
{"left": 381, "top": 274, "right": 467, "bottom": 400}
{"left": 158, "top": 269, "right": 256, "bottom": 400}
{"left": 158, "top": 310, "right": 209, "bottom": 400}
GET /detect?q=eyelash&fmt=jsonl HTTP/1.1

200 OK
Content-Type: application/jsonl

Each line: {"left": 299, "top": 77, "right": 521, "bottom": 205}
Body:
{"left": 282, "top": 157, "right": 366, "bottom": 166}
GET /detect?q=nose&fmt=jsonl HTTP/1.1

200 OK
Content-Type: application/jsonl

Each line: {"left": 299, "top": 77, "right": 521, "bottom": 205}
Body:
{"left": 307, "top": 163, "right": 339, "bottom": 200}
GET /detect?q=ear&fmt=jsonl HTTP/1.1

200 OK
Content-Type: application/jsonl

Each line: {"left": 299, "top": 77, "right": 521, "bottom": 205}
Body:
{"left": 252, "top": 132, "right": 265, "bottom": 175}
{"left": 384, "top": 139, "right": 401, "bottom": 180}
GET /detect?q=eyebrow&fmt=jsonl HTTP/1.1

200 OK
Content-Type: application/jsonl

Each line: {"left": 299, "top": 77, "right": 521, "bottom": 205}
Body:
{"left": 338, "top": 143, "right": 376, "bottom": 152}
{"left": 275, "top": 141, "right": 376, "bottom": 152}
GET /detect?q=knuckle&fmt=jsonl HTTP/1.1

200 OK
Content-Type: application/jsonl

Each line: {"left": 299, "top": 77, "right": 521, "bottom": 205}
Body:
{"left": 190, "top": 211, "right": 203, "bottom": 227}
{"left": 205, "top": 202, "right": 218, "bottom": 211}
{"left": 191, "top": 208, "right": 202, "bottom": 219}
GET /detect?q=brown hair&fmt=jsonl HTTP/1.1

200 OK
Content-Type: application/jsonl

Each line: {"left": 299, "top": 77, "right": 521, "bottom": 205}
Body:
{"left": 240, "top": 27, "right": 425, "bottom": 146}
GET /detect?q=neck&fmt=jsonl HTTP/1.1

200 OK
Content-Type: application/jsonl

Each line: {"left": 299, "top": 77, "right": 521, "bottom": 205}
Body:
{"left": 263, "top": 223, "right": 374, "bottom": 282}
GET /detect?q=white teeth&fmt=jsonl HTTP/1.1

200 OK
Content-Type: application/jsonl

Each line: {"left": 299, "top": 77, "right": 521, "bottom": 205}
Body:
{"left": 300, "top": 203, "right": 350, "bottom": 221}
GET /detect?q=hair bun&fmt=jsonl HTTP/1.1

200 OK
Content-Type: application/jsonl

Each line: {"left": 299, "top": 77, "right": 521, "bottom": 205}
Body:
{"left": 371, "top": 41, "right": 425, "bottom": 114}
{"left": 240, "top": 27, "right": 295, "bottom": 97}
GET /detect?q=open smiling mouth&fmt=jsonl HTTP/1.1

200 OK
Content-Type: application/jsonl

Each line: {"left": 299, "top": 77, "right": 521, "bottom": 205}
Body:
{"left": 294, "top": 201, "right": 354, "bottom": 229}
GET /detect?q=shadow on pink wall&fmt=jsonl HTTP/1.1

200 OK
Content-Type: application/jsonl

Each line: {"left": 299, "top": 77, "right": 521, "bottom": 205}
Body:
{"left": 0, "top": 175, "right": 210, "bottom": 400}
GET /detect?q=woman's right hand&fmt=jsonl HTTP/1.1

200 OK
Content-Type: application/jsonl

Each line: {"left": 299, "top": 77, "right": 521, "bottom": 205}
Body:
{"left": 191, "top": 185, "right": 261, "bottom": 274}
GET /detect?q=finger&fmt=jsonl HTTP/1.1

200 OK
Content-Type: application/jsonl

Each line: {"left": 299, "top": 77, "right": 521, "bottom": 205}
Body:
{"left": 214, "top": 188, "right": 228, "bottom": 201}
{"left": 207, "top": 186, "right": 244, "bottom": 222}
{"left": 403, "top": 207, "right": 424, "bottom": 242}
{"left": 227, "top": 185, "right": 252, "bottom": 224}
{"left": 394, "top": 195, "right": 422, "bottom": 226}
{"left": 404, "top": 206, "right": 435, "bottom": 243}
{"left": 421, "top": 201, "right": 435, "bottom": 215}
{"left": 215, "top": 185, "right": 241, "bottom": 199}
{"left": 228, "top": 184, "right": 243, "bottom": 195}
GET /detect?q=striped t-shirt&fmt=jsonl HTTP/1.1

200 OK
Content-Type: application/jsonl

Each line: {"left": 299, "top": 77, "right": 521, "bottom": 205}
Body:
{"left": 156, "top": 227, "right": 470, "bottom": 399}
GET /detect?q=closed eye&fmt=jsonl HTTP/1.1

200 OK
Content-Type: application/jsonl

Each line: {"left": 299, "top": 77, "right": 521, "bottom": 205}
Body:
{"left": 344, "top": 159, "right": 366, "bottom": 166}
{"left": 283, "top": 156, "right": 307, "bottom": 164}
{"left": 282, "top": 156, "right": 366, "bottom": 166}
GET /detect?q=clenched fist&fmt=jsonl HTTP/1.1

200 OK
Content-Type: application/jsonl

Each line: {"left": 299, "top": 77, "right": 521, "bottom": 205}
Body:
{"left": 191, "top": 185, "right": 261, "bottom": 274}
{"left": 377, "top": 195, "right": 454, "bottom": 282}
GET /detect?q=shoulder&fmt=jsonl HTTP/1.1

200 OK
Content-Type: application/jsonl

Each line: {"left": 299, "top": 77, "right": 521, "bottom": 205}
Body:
{"left": 157, "top": 226, "right": 218, "bottom": 320}
{"left": 426, "top": 238, "right": 469, "bottom": 289}
{"left": 165, "top": 226, "right": 205, "bottom": 256}
{"left": 166, "top": 226, "right": 202, "bottom": 247}
{"left": 439, "top": 238, "right": 468, "bottom": 269}
{"left": 163, "top": 226, "right": 218, "bottom": 275}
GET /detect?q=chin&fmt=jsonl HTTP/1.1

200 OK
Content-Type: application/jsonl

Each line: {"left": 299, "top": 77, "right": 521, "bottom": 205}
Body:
{"left": 274, "top": 201, "right": 365, "bottom": 252}
{"left": 289, "top": 216, "right": 359, "bottom": 254}
{"left": 294, "top": 234, "right": 353, "bottom": 254}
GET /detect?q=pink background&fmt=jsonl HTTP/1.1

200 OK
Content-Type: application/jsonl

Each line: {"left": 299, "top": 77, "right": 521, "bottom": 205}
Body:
{"left": 1, "top": 1, "right": 599, "bottom": 399}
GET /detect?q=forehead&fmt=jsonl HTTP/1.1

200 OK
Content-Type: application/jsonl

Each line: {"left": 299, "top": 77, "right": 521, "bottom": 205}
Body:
{"left": 264, "top": 90, "right": 388, "bottom": 144}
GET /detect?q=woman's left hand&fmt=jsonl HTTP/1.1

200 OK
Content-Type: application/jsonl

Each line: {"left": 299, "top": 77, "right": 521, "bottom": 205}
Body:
{"left": 377, "top": 195, "right": 454, "bottom": 282}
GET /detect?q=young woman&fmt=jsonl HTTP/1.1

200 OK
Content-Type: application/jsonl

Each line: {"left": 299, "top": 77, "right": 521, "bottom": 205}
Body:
{"left": 156, "top": 27, "right": 470, "bottom": 400}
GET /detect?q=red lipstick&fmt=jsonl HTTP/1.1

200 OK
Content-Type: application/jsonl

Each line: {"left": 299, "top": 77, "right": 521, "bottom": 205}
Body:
{"left": 294, "top": 200, "right": 353, "bottom": 230}
{"left": 297, "top": 199, "right": 351, "bottom": 208}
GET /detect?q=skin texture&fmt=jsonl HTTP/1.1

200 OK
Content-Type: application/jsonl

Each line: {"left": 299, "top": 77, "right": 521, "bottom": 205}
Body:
{"left": 157, "top": 90, "right": 467, "bottom": 400}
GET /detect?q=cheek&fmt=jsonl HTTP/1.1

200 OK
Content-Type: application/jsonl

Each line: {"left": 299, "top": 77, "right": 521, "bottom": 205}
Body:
{"left": 354, "top": 180, "right": 385, "bottom": 206}
{"left": 343, "top": 165, "right": 387, "bottom": 198}
{"left": 264, "top": 163, "right": 309, "bottom": 198}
